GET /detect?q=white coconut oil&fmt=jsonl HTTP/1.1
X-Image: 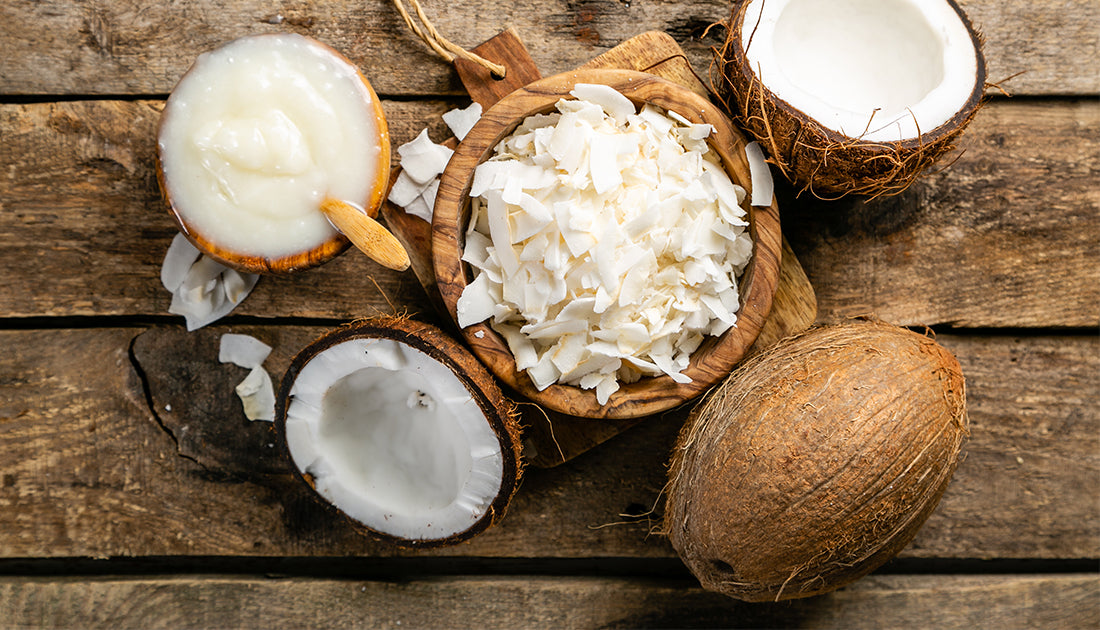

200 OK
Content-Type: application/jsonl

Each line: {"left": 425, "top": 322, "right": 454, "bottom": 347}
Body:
{"left": 159, "top": 34, "right": 384, "bottom": 257}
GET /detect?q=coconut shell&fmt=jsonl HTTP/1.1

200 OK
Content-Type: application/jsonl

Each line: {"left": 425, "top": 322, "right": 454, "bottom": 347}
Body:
{"left": 713, "top": 0, "right": 986, "bottom": 199}
{"left": 274, "top": 316, "right": 524, "bottom": 548}
{"left": 665, "top": 320, "right": 968, "bottom": 601}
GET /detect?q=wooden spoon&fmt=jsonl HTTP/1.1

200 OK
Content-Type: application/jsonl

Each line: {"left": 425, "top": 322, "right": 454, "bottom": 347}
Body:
{"left": 321, "top": 198, "right": 410, "bottom": 272}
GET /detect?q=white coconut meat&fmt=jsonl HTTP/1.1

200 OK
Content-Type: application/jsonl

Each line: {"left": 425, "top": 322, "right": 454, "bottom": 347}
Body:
{"left": 741, "top": 0, "right": 979, "bottom": 142}
{"left": 235, "top": 366, "right": 276, "bottom": 422}
{"left": 283, "top": 337, "right": 505, "bottom": 542}
{"left": 744, "top": 142, "right": 774, "bottom": 207}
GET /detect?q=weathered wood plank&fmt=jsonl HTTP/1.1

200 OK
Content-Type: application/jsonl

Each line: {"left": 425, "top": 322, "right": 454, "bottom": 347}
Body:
{"left": 0, "top": 99, "right": 449, "bottom": 321}
{"left": 2, "top": 99, "right": 1096, "bottom": 327}
{"left": 1, "top": 574, "right": 1097, "bottom": 630}
{"left": 0, "top": 327, "right": 1095, "bottom": 559}
{"left": 785, "top": 99, "right": 1100, "bottom": 328}
{"left": 0, "top": 0, "right": 1094, "bottom": 97}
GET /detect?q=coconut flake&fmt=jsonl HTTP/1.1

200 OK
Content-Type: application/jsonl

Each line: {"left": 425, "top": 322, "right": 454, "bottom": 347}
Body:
{"left": 458, "top": 92, "right": 753, "bottom": 403}
{"left": 235, "top": 365, "right": 276, "bottom": 422}
{"left": 570, "top": 83, "right": 636, "bottom": 123}
{"left": 666, "top": 109, "right": 693, "bottom": 127}
{"left": 594, "top": 374, "right": 620, "bottom": 405}
{"left": 403, "top": 195, "right": 433, "bottom": 223}
{"left": 397, "top": 129, "right": 454, "bottom": 185}
{"left": 745, "top": 142, "right": 775, "bottom": 207}
{"left": 220, "top": 333, "right": 275, "bottom": 422}
{"left": 160, "top": 233, "right": 202, "bottom": 291}
{"left": 221, "top": 269, "right": 252, "bottom": 304}
{"left": 388, "top": 170, "right": 432, "bottom": 208}
{"left": 421, "top": 178, "right": 441, "bottom": 211}
{"left": 219, "top": 333, "right": 272, "bottom": 369}
{"left": 442, "top": 102, "right": 483, "bottom": 141}
{"left": 164, "top": 234, "right": 259, "bottom": 331}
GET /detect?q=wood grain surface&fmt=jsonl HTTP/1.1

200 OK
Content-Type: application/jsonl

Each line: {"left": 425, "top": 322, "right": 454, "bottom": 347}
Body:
{"left": 1, "top": 99, "right": 1094, "bottom": 326}
{"left": 2, "top": 574, "right": 1097, "bottom": 629}
{"left": 1, "top": 0, "right": 1095, "bottom": 97}
{"left": 0, "top": 327, "right": 1094, "bottom": 559}
{"left": 785, "top": 99, "right": 1100, "bottom": 328}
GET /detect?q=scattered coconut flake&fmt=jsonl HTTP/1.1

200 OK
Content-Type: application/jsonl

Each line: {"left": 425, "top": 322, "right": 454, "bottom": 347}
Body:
{"left": 397, "top": 129, "right": 454, "bottom": 185}
{"left": 456, "top": 272, "right": 499, "bottom": 328}
{"left": 221, "top": 268, "right": 252, "bottom": 304}
{"left": 745, "top": 142, "right": 775, "bottom": 207}
{"left": 570, "top": 83, "right": 635, "bottom": 123}
{"left": 423, "top": 177, "right": 442, "bottom": 206}
{"left": 389, "top": 125, "right": 460, "bottom": 223}
{"left": 218, "top": 333, "right": 276, "bottom": 422}
{"left": 667, "top": 109, "right": 694, "bottom": 127}
{"left": 219, "top": 333, "right": 272, "bottom": 369}
{"left": 387, "top": 170, "right": 432, "bottom": 208}
{"left": 163, "top": 234, "right": 260, "bottom": 331}
{"left": 160, "top": 233, "right": 202, "bottom": 292}
{"left": 459, "top": 91, "right": 753, "bottom": 401}
{"left": 235, "top": 365, "right": 276, "bottom": 422}
{"left": 442, "top": 102, "right": 483, "bottom": 141}
{"left": 403, "top": 195, "right": 433, "bottom": 223}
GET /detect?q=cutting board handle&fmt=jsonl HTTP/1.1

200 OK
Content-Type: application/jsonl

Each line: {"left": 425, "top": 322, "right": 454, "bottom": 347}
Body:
{"left": 453, "top": 28, "right": 544, "bottom": 109}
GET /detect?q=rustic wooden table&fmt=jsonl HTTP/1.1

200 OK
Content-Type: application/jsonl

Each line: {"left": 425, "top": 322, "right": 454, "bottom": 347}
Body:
{"left": 1, "top": 1, "right": 1097, "bottom": 628}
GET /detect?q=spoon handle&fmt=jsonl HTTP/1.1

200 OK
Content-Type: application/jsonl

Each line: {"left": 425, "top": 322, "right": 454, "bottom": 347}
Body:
{"left": 320, "top": 198, "right": 411, "bottom": 272}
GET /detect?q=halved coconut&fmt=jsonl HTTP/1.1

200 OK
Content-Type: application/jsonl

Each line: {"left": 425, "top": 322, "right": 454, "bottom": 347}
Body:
{"left": 275, "top": 317, "right": 523, "bottom": 547}
{"left": 715, "top": 0, "right": 986, "bottom": 198}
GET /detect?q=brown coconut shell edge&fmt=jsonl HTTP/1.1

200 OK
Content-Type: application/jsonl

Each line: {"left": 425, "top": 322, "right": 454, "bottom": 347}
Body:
{"left": 273, "top": 316, "right": 524, "bottom": 548}
{"left": 664, "top": 319, "right": 968, "bottom": 601}
{"left": 713, "top": 0, "right": 987, "bottom": 199}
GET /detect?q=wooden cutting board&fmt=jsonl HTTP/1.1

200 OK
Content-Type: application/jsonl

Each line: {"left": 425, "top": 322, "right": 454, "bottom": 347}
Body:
{"left": 381, "top": 29, "right": 817, "bottom": 467}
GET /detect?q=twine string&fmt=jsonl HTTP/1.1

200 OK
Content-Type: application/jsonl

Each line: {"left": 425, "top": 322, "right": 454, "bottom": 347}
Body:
{"left": 390, "top": 0, "right": 506, "bottom": 78}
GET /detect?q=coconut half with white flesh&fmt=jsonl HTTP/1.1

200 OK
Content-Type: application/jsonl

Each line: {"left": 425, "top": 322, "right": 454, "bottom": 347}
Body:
{"left": 715, "top": 0, "right": 986, "bottom": 198}
{"left": 275, "top": 318, "right": 523, "bottom": 547}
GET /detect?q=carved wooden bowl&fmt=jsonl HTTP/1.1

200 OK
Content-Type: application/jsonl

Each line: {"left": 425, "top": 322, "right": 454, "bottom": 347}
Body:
{"left": 433, "top": 68, "right": 781, "bottom": 419}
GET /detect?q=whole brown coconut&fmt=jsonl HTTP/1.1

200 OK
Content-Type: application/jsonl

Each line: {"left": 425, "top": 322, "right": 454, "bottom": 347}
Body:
{"left": 665, "top": 320, "right": 967, "bottom": 601}
{"left": 714, "top": 0, "right": 986, "bottom": 198}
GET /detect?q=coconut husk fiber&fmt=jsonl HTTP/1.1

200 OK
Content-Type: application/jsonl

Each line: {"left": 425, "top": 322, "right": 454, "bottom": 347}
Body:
{"left": 664, "top": 320, "right": 968, "bottom": 601}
